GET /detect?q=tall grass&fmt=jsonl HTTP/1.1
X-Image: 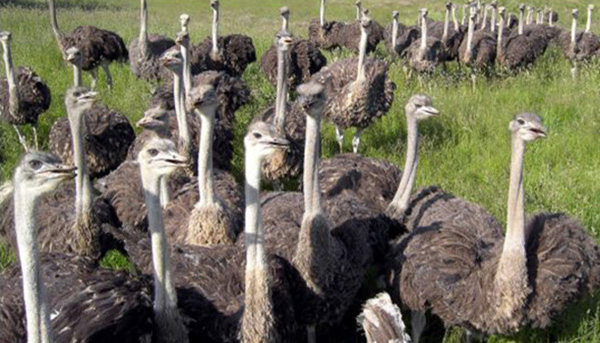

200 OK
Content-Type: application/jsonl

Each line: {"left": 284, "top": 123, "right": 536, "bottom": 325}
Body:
{"left": 0, "top": 0, "right": 598, "bottom": 341}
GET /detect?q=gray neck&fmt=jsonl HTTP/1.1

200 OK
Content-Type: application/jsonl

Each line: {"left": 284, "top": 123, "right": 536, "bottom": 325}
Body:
{"left": 48, "top": 0, "right": 63, "bottom": 45}
{"left": 452, "top": 6, "right": 459, "bottom": 30}
{"left": 212, "top": 7, "right": 219, "bottom": 56}
{"left": 518, "top": 9, "right": 524, "bottom": 35}
{"left": 389, "top": 116, "right": 418, "bottom": 215}
{"left": 491, "top": 7, "right": 496, "bottom": 32}
{"left": 466, "top": 16, "right": 474, "bottom": 58}
{"left": 461, "top": 6, "right": 467, "bottom": 26}
{"left": 72, "top": 57, "right": 82, "bottom": 87}
{"left": 481, "top": 6, "right": 488, "bottom": 29}
{"left": 273, "top": 45, "right": 288, "bottom": 131}
{"left": 320, "top": 0, "right": 325, "bottom": 26}
{"left": 356, "top": 3, "right": 362, "bottom": 20}
{"left": 443, "top": 8, "right": 450, "bottom": 41}
{"left": 391, "top": 17, "right": 398, "bottom": 49}
{"left": 282, "top": 14, "right": 289, "bottom": 31}
{"left": 172, "top": 71, "right": 191, "bottom": 159}
{"left": 571, "top": 15, "right": 577, "bottom": 43}
{"left": 14, "top": 186, "right": 53, "bottom": 343}
{"left": 497, "top": 15, "right": 504, "bottom": 57}
{"left": 1, "top": 39, "right": 19, "bottom": 116}
{"left": 67, "top": 107, "right": 92, "bottom": 223}
{"left": 196, "top": 106, "right": 217, "bottom": 205}
{"left": 244, "top": 152, "right": 264, "bottom": 269}
{"left": 303, "top": 110, "right": 322, "bottom": 215}
{"left": 180, "top": 39, "right": 192, "bottom": 100}
{"left": 587, "top": 8, "right": 593, "bottom": 33}
{"left": 357, "top": 25, "right": 368, "bottom": 81}
{"left": 536, "top": 11, "right": 542, "bottom": 25}
{"left": 139, "top": 0, "right": 148, "bottom": 53}
{"left": 549, "top": 12, "right": 554, "bottom": 26}
{"left": 502, "top": 136, "right": 526, "bottom": 256}
{"left": 526, "top": 9, "right": 532, "bottom": 25}
{"left": 420, "top": 14, "right": 427, "bottom": 50}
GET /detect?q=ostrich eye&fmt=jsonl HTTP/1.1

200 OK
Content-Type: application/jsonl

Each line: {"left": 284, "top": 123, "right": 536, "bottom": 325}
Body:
{"left": 415, "top": 104, "right": 422, "bottom": 108}
{"left": 253, "top": 132, "right": 263, "bottom": 139}
{"left": 148, "top": 149, "right": 159, "bottom": 157}
{"left": 517, "top": 119, "right": 525, "bottom": 125}
{"left": 29, "top": 160, "right": 43, "bottom": 170}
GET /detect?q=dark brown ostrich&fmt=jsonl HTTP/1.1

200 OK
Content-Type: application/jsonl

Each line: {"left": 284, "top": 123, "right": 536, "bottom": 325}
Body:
{"left": 260, "top": 8, "right": 327, "bottom": 89}
{"left": 432, "top": 2, "right": 465, "bottom": 62}
{"left": 49, "top": 47, "right": 134, "bottom": 178}
{"left": 341, "top": 4, "right": 384, "bottom": 54}
{"left": 390, "top": 113, "right": 600, "bottom": 342}
{"left": 459, "top": 10, "right": 496, "bottom": 89}
{"left": 312, "top": 15, "right": 395, "bottom": 153}
{"left": 308, "top": 0, "right": 346, "bottom": 50}
{"left": 0, "top": 31, "right": 51, "bottom": 152}
{"left": 189, "top": 0, "right": 256, "bottom": 77}
{"left": 406, "top": 9, "right": 444, "bottom": 77}
{"left": 48, "top": 0, "right": 127, "bottom": 89}
{"left": 128, "top": 0, "right": 175, "bottom": 82}
{"left": 383, "top": 11, "right": 420, "bottom": 58}
{"left": 560, "top": 8, "right": 600, "bottom": 79}
{"left": 496, "top": 7, "right": 547, "bottom": 70}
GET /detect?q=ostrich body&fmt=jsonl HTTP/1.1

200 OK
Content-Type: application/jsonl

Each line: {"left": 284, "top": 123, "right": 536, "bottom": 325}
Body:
{"left": 496, "top": 7, "right": 547, "bottom": 70}
{"left": 435, "top": 2, "right": 465, "bottom": 62}
{"left": 261, "top": 8, "right": 326, "bottom": 89}
{"left": 190, "top": 0, "right": 256, "bottom": 77}
{"left": 49, "top": 47, "right": 135, "bottom": 178}
{"left": 406, "top": 9, "right": 444, "bottom": 75}
{"left": 256, "top": 31, "right": 305, "bottom": 185}
{"left": 391, "top": 113, "right": 600, "bottom": 341}
{"left": 308, "top": 0, "right": 346, "bottom": 50}
{"left": 560, "top": 7, "right": 600, "bottom": 78}
{"left": 383, "top": 11, "right": 420, "bottom": 58}
{"left": 459, "top": 11, "right": 496, "bottom": 88}
{"left": 128, "top": 0, "right": 175, "bottom": 82}
{"left": 341, "top": 4, "right": 384, "bottom": 54}
{"left": 358, "top": 292, "right": 411, "bottom": 343}
{"left": 48, "top": 0, "right": 128, "bottom": 89}
{"left": 0, "top": 152, "right": 156, "bottom": 343}
{"left": 312, "top": 16, "right": 395, "bottom": 153}
{"left": 0, "top": 32, "right": 51, "bottom": 152}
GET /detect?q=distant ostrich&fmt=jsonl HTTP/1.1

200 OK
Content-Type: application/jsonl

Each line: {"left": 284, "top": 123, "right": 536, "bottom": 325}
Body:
{"left": 260, "top": 7, "right": 327, "bottom": 89}
{"left": 560, "top": 9, "right": 600, "bottom": 79}
{"left": 256, "top": 31, "right": 305, "bottom": 185}
{"left": 383, "top": 11, "right": 420, "bottom": 58}
{"left": 128, "top": 0, "right": 175, "bottom": 82}
{"left": 428, "top": 2, "right": 464, "bottom": 63}
{"left": 47, "top": 0, "right": 128, "bottom": 89}
{"left": 341, "top": 5, "right": 384, "bottom": 54}
{"left": 49, "top": 47, "right": 135, "bottom": 178}
{"left": 459, "top": 11, "right": 496, "bottom": 89}
{"left": 312, "top": 16, "right": 395, "bottom": 153}
{"left": 406, "top": 9, "right": 444, "bottom": 77}
{"left": 190, "top": 0, "right": 256, "bottom": 77}
{"left": 545, "top": 8, "right": 559, "bottom": 26}
{"left": 308, "top": 0, "right": 346, "bottom": 50}
{"left": 358, "top": 292, "right": 412, "bottom": 343}
{"left": 519, "top": 4, "right": 561, "bottom": 44}
{"left": 0, "top": 31, "right": 51, "bottom": 152}
{"left": 391, "top": 113, "right": 600, "bottom": 342}
{"left": 496, "top": 7, "right": 547, "bottom": 70}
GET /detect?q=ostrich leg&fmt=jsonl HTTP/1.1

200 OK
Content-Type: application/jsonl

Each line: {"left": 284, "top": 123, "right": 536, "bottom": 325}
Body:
{"left": 102, "top": 61, "right": 113, "bottom": 89}
{"left": 335, "top": 126, "right": 344, "bottom": 152}
{"left": 12, "top": 125, "right": 29, "bottom": 152}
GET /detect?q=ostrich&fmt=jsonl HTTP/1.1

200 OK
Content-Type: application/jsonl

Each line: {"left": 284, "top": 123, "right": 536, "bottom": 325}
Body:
{"left": 260, "top": 7, "right": 327, "bottom": 89}
{"left": 164, "top": 84, "right": 243, "bottom": 246}
{"left": 49, "top": 47, "right": 135, "bottom": 178}
{"left": 128, "top": 0, "right": 175, "bottom": 82}
{"left": 256, "top": 31, "right": 305, "bottom": 186}
{"left": 0, "top": 31, "right": 51, "bottom": 152}
{"left": 391, "top": 113, "right": 600, "bottom": 342}
{"left": 406, "top": 9, "right": 444, "bottom": 78}
{"left": 190, "top": 0, "right": 256, "bottom": 77}
{"left": 358, "top": 292, "right": 411, "bottom": 343}
{"left": 47, "top": 0, "right": 128, "bottom": 89}
{"left": 341, "top": 6, "right": 384, "bottom": 54}
{"left": 459, "top": 10, "right": 496, "bottom": 89}
{"left": 496, "top": 7, "right": 547, "bottom": 70}
{"left": 308, "top": 0, "right": 346, "bottom": 50}
{"left": 383, "top": 11, "right": 420, "bottom": 58}
{"left": 428, "top": 2, "right": 465, "bottom": 63}
{"left": 560, "top": 9, "right": 600, "bottom": 79}
{"left": 312, "top": 15, "right": 395, "bottom": 153}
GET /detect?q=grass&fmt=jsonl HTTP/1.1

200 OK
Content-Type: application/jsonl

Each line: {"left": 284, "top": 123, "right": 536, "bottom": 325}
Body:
{"left": 0, "top": 0, "right": 599, "bottom": 341}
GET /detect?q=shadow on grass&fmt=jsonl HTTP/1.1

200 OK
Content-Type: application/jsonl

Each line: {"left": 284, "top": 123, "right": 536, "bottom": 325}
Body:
{"left": 0, "top": 0, "right": 120, "bottom": 11}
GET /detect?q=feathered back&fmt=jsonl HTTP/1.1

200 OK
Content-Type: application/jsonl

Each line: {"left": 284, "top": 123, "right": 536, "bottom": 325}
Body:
{"left": 0, "top": 67, "right": 51, "bottom": 126}
{"left": 308, "top": 19, "right": 345, "bottom": 49}
{"left": 62, "top": 26, "right": 128, "bottom": 70}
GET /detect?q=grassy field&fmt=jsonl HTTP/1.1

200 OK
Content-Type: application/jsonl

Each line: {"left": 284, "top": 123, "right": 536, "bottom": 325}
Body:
{"left": 0, "top": 0, "right": 599, "bottom": 342}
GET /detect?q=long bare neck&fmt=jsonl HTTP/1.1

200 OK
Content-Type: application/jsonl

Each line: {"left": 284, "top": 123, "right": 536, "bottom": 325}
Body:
{"left": 526, "top": 9, "right": 532, "bottom": 25}
{"left": 491, "top": 7, "right": 497, "bottom": 32}
{"left": 571, "top": 15, "right": 578, "bottom": 43}
{"left": 241, "top": 150, "right": 276, "bottom": 343}
{"left": 196, "top": 106, "right": 217, "bottom": 205}
{"left": 549, "top": 11, "right": 554, "bottom": 27}
{"left": 497, "top": 15, "right": 504, "bottom": 56}
{"left": 357, "top": 26, "right": 368, "bottom": 81}
{"left": 461, "top": 6, "right": 467, "bottom": 26}
{"left": 320, "top": 0, "right": 325, "bottom": 27}
{"left": 48, "top": 0, "right": 63, "bottom": 46}
{"left": 273, "top": 45, "right": 288, "bottom": 131}
{"left": 420, "top": 14, "right": 427, "bottom": 50}
{"left": 452, "top": 6, "right": 459, "bottom": 30}
{"left": 388, "top": 116, "right": 418, "bottom": 216}
{"left": 518, "top": 10, "right": 524, "bottom": 34}
{"left": 587, "top": 8, "right": 593, "bottom": 33}
{"left": 356, "top": 3, "right": 362, "bottom": 20}
{"left": 68, "top": 108, "right": 92, "bottom": 221}
{"left": 180, "top": 41, "right": 192, "bottom": 99}
{"left": 503, "top": 136, "right": 526, "bottom": 256}
{"left": 303, "top": 110, "right": 322, "bottom": 215}
{"left": 173, "top": 71, "right": 191, "bottom": 160}
{"left": 282, "top": 14, "right": 289, "bottom": 31}
{"left": 392, "top": 17, "right": 398, "bottom": 49}
{"left": 466, "top": 16, "right": 474, "bottom": 57}
{"left": 14, "top": 187, "right": 53, "bottom": 343}
{"left": 72, "top": 57, "right": 82, "bottom": 87}
{"left": 139, "top": 0, "right": 149, "bottom": 53}
{"left": 443, "top": 8, "right": 450, "bottom": 41}
{"left": 481, "top": 6, "right": 488, "bottom": 29}
{"left": 1, "top": 40, "right": 19, "bottom": 116}
{"left": 212, "top": 7, "right": 219, "bottom": 56}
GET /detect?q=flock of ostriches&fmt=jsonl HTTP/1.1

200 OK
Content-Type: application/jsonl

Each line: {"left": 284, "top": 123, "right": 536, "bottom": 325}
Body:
{"left": 0, "top": 0, "right": 599, "bottom": 342}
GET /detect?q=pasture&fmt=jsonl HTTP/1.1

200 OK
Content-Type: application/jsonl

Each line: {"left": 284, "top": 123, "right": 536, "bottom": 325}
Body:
{"left": 0, "top": 0, "right": 599, "bottom": 342}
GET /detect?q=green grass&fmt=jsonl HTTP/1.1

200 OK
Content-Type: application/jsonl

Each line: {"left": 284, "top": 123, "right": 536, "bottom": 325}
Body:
{"left": 0, "top": 0, "right": 599, "bottom": 341}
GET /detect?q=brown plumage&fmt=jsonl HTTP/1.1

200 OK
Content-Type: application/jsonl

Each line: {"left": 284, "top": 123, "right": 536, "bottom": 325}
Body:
{"left": 497, "top": 9, "right": 548, "bottom": 70}
{"left": 308, "top": 19, "right": 345, "bottom": 50}
{"left": 383, "top": 12, "right": 420, "bottom": 58}
{"left": 406, "top": 9, "right": 445, "bottom": 74}
{"left": 341, "top": 18, "right": 384, "bottom": 54}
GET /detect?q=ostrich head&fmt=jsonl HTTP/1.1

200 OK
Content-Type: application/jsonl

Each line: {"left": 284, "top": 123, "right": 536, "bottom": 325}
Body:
{"left": 518, "top": 4, "right": 525, "bottom": 12}
{"left": 137, "top": 138, "right": 188, "bottom": 176}
{"left": 280, "top": 6, "right": 290, "bottom": 18}
{"left": 392, "top": 11, "right": 399, "bottom": 20}
{"left": 244, "top": 122, "right": 289, "bottom": 160}
{"left": 160, "top": 48, "right": 183, "bottom": 72}
{"left": 589, "top": 4, "right": 595, "bottom": 11}
{"left": 65, "top": 47, "right": 80, "bottom": 63}
{"left": 405, "top": 94, "right": 440, "bottom": 121}
{"left": 187, "top": 84, "right": 218, "bottom": 113}
{"left": 573, "top": 8, "right": 579, "bottom": 19}
{"left": 490, "top": 0, "right": 497, "bottom": 9}
{"left": 210, "top": 0, "right": 219, "bottom": 11}
{"left": 14, "top": 152, "right": 76, "bottom": 195}
{"left": 0, "top": 31, "right": 11, "bottom": 44}
{"left": 499, "top": 6, "right": 506, "bottom": 17}
{"left": 65, "top": 87, "right": 97, "bottom": 117}
{"left": 175, "top": 31, "right": 190, "bottom": 47}
{"left": 137, "top": 106, "right": 170, "bottom": 132}
{"left": 180, "top": 13, "right": 190, "bottom": 29}
{"left": 296, "top": 82, "right": 326, "bottom": 118}
{"left": 509, "top": 113, "right": 547, "bottom": 142}
{"left": 275, "top": 30, "right": 293, "bottom": 51}
{"left": 445, "top": 2, "right": 452, "bottom": 10}
{"left": 361, "top": 15, "right": 372, "bottom": 31}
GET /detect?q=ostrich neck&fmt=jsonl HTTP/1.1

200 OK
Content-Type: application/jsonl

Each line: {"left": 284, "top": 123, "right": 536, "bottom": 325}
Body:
{"left": 273, "top": 46, "right": 289, "bottom": 131}
{"left": 571, "top": 16, "right": 577, "bottom": 43}
{"left": 549, "top": 12, "right": 554, "bottom": 26}
{"left": 244, "top": 152, "right": 266, "bottom": 271}
{"left": 466, "top": 17, "right": 474, "bottom": 57}
{"left": 173, "top": 71, "right": 191, "bottom": 159}
{"left": 212, "top": 8, "right": 219, "bottom": 56}
{"left": 357, "top": 27, "right": 368, "bottom": 81}
{"left": 356, "top": 4, "right": 361, "bottom": 20}
{"left": 461, "top": 6, "right": 467, "bottom": 26}
{"left": 14, "top": 187, "right": 53, "bottom": 343}
{"left": 420, "top": 15, "right": 427, "bottom": 51}
{"left": 497, "top": 16, "right": 505, "bottom": 57}
{"left": 72, "top": 57, "right": 82, "bottom": 87}
{"left": 503, "top": 136, "right": 526, "bottom": 254}
{"left": 303, "top": 111, "right": 322, "bottom": 215}
{"left": 481, "top": 7, "right": 488, "bottom": 29}
{"left": 48, "top": 0, "right": 64, "bottom": 45}
{"left": 443, "top": 9, "right": 450, "bottom": 41}
{"left": 391, "top": 18, "right": 398, "bottom": 49}
{"left": 452, "top": 6, "right": 460, "bottom": 31}
{"left": 139, "top": 0, "right": 149, "bottom": 53}
{"left": 320, "top": 0, "right": 325, "bottom": 27}
{"left": 1, "top": 40, "right": 19, "bottom": 116}
{"left": 587, "top": 9, "right": 593, "bottom": 33}
{"left": 180, "top": 41, "right": 192, "bottom": 98}
{"left": 491, "top": 7, "right": 496, "bottom": 32}
{"left": 389, "top": 117, "right": 418, "bottom": 214}
{"left": 196, "top": 106, "right": 217, "bottom": 205}
{"left": 518, "top": 10, "right": 524, "bottom": 35}
{"left": 68, "top": 108, "right": 92, "bottom": 221}
{"left": 282, "top": 15, "right": 289, "bottom": 31}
